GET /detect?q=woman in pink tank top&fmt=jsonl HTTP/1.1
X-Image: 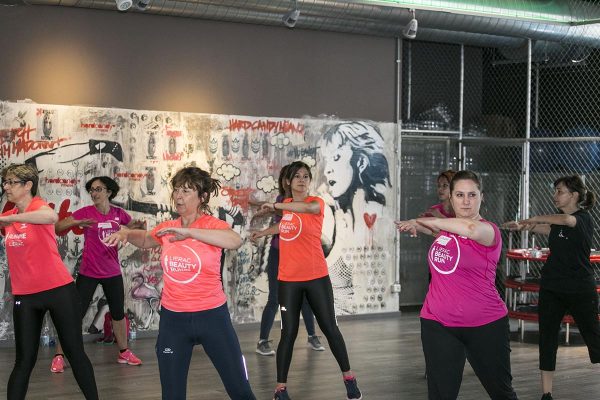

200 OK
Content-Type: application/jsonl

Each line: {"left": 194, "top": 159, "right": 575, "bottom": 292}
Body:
{"left": 420, "top": 170, "right": 456, "bottom": 218}
{"left": 396, "top": 170, "right": 518, "bottom": 400}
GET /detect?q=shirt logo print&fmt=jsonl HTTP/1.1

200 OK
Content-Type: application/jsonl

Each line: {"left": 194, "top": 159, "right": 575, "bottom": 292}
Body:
{"left": 429, "top": 234, "right": 460, "bottom": 275}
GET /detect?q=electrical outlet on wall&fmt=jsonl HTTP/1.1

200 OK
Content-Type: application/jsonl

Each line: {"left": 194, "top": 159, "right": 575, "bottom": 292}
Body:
{"left": 391, "top": 282, "right": 402, "bottom": 293}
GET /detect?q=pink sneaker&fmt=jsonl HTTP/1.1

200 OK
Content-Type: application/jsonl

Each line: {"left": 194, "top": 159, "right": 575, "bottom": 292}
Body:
{"left": 117, "top": 349, "right": 142, "bottom": 366}
{"left": 50, "top": 355, "right": 65, "bottom": 373}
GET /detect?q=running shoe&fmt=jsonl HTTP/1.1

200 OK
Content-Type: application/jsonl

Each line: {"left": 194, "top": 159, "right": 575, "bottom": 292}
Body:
{"left": 117, "top": 349, "right": 142, "bottom": 366}
{"left": 307, "top": 335, "right": 325, "bottom": 351}
{"left": 273, "top": 387, "right": 291, "bottom": 400}
{"left": 256, "top": 339, "right": 275, "bottom": 356}
{"left": 344, "top": 377, "right": 363, "bottom": 400}
{"left": 50, "top": 354, "right": 65, "bottom": 373}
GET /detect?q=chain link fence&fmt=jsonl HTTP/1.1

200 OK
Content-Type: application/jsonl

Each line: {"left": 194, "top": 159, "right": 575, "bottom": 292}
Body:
{"left": 398, "top": 23, "right": 600, "bottom": 305}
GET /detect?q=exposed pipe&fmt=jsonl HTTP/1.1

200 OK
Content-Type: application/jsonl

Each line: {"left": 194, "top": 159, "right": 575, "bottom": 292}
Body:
{"left": 521, "top": 39, "right": 533, "bottom": 259}
{"left": 406, "top": 41, "right": 412, "bottom": 120}
{"left": 393, "top": 36, "right": 402, "bottom": 296}
{"left": 458, "top": 43, "right": 464, "bottom": 169}
{"left": 27, "top": 0, "right": 600, "bottom": 50}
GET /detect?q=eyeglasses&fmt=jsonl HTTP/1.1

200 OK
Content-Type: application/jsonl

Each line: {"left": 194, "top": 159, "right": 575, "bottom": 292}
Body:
{"left": 1, "top": 179, "right": 26, "bottom": 187}
{"left": 88, "top": 187, "right": 107, "bottom": 193}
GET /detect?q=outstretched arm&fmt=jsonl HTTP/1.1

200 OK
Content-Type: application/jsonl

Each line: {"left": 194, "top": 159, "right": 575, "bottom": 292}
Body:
{"left": 417, "top": 217, "right": 496, "bottom": 246}
{"left": 501, "top": 219, "right": 551, "bottom": 236}
{"left": 55, "top": 215, "right": 96, "bottom": 234}
{"left": 103, "top": 228, "right": 160, "bottom": 249}
{"left": 395, "top": 219, "right": 436, "bottom": 237}
{"left": 263, "top": 200, "right": 321, "bottom": 215}
{"left": 249, "top": 224, "right": 280, "bottom": 242}
{"left": 0, "top": 205, "right": 58, "bottom": 225}
{"left": 522, "top": 214, "right": 576, "bottom": 228}
{"left": 155, "top": 227, "right": 242, "bottom": 250}
{"left": 501, "top": 213, "right": 574, "bottom": 236}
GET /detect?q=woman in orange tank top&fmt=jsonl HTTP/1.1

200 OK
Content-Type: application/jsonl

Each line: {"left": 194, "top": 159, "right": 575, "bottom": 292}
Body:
{"left": 251, "top": 161, "right": 362, "bottom": 400}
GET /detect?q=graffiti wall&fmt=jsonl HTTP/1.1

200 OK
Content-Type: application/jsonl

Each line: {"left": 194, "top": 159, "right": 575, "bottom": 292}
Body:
{"left": 0, "top": 101, "right": 398, "bottom": 339}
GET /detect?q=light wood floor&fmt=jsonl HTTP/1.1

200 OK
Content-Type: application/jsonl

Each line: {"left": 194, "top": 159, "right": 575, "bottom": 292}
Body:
{"left": 0, "top": 312, "right": 598, "bottom": 399}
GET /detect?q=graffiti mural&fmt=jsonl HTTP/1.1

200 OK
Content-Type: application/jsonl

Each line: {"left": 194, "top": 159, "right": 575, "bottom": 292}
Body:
{"left": 0, "top": 101, "right": 398, "bottom": 339}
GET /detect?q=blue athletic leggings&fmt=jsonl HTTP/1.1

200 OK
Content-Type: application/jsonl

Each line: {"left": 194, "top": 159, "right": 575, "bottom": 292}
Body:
{"left": 156, "top": 304, "right": 256, "bottom": 400}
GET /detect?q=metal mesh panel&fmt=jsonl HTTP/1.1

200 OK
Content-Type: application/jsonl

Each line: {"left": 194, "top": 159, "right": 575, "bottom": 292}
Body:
{"left": 402, "top": 41, "right": 461, "bottom": 135}
{"left": 526, "top": 11, "right": 600, "bottom": 280}
{"left": 480, "top": 49, "right": 528, "bottom": 138}
{"left": 399, "top": 12, "right": 600, "bottom": 303}
{"left": 398, "top": 138, "right": 458, "bottom": 304}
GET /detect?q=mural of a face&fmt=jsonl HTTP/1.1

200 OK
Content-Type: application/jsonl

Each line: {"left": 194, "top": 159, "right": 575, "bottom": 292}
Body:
{"left": 147, "top": 134, "right": 156, "bottom": 158}
{"left": 146, "top": 167, "right": 156, "bottom": 194}
{"left": 322, "top": 134, "right": 354, "bottom": 199}
{"left": 42, "top": 112, "right": 53, "bottom": 138}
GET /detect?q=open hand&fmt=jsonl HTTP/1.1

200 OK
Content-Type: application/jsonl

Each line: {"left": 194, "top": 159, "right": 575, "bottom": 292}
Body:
{"left": 394, "top": 219, "right": 418, "bottom": 237}
{"left": 103, "top": 230, "right": 128, "bottom": 247}
{"left": 156, "top": 227, "right": 190, "bottom": 242}
{"left": 77, "top": 218, "right": 96, "bottom": 228}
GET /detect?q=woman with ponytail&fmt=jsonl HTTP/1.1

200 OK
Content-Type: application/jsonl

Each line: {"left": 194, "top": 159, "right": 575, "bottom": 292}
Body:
{"left": 503, "top": 175, "right": 600, "bottom": 400}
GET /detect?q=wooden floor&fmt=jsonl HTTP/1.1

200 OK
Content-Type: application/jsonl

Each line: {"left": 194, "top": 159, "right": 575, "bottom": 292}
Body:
{"left": 0, "top": 311, "right": 598, "bottom": 399}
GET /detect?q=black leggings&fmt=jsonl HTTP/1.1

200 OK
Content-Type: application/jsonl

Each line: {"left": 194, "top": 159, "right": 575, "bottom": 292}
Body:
{"left": 277, "top": 275, "right": 351, "bottom": 382}
{"left": 259, "top": 248, "right": 315, "bottom": 340}
{"left": 8, "top": 283, "right": 98, "bottom": 400}
{"left": 156, "top": 304, "right": 255, "bottom": 400}
{"left": 76, "top": 274, "right": 125, "bottom": 321}
{"left": 421, "top": 316, "right": 518, "bottom": 400}
{"left": 538, "top": 287, "right": 600, "bottom": 371}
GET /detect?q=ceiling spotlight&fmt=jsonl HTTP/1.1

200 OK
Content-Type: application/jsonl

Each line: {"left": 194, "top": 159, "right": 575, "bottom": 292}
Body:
{"left": 136, "top": 0, "right": 150, "bottom": 10}
{"left": 115, "top": 0, "right": 133, "bottom": 11}
{"left": 402, "top": 8, "right": 418, "bottom": 39}
{"left": 283, "top": 0, "right": 300, "bottom": 28}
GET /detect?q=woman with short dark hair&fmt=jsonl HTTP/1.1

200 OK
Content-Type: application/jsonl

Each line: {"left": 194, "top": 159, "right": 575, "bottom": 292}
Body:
{"left": 50, "top": 175, "right": 144, "bottom": 373}
{"left": 0, "top": 163, "right": 98, "bottom": 400}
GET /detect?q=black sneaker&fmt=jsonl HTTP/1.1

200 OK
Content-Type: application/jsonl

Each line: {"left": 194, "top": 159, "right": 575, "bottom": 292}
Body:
{"left": 344, "top": 377, "right": 362, "bottom": 400}
{"left": 256, "top": 339, "right": 275, "bottom": 356}
{"left": 273, "top": 387, "right": 291, "bottom": 400}
{"left": 307, "top": 335, "right": 325, "bottom": 351}
{"left": 541, "top": 393, "right": 553, "bottom": 400}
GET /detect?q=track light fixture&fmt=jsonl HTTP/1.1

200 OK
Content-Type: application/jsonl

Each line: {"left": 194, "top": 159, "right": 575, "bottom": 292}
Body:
{"left": 402, "top": 8, "right": 418, "bottom": 39}
{"left": 115, "top": 0, "right": 133, "bottom": 11}
{"left": 136, "top": 0, "right": 150, "bottom": 10}
{"left": 283, "top": 0, "right": 300, "bottom": 28}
